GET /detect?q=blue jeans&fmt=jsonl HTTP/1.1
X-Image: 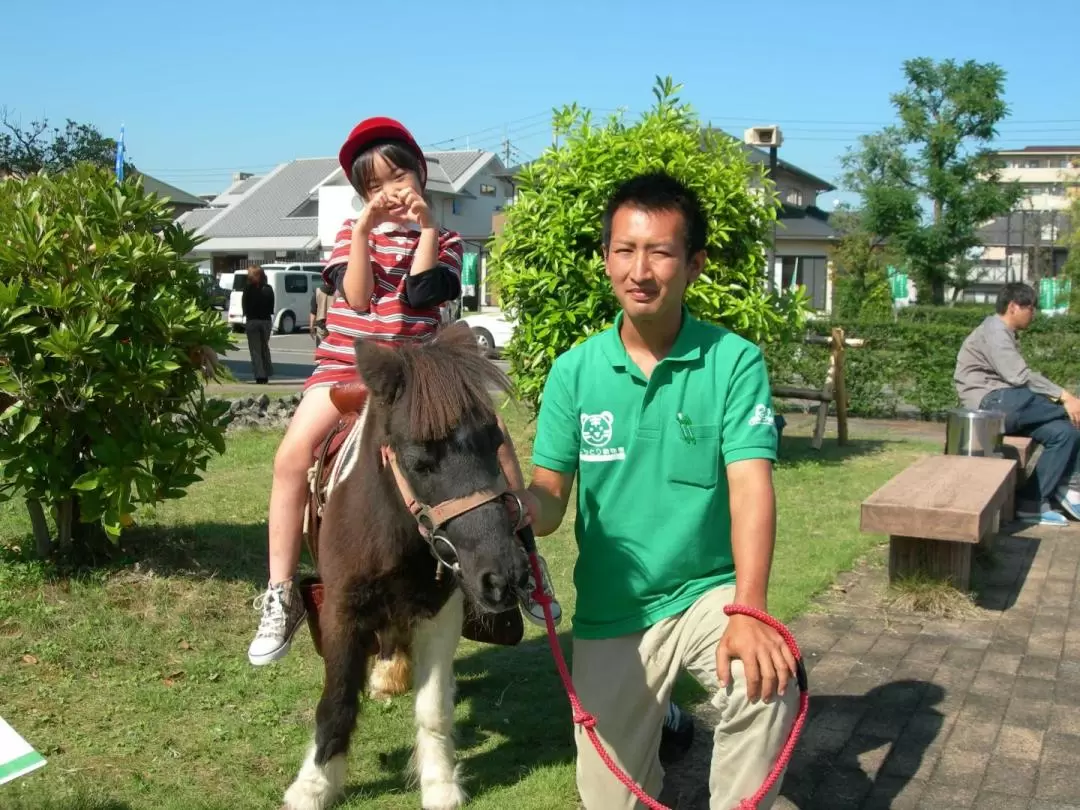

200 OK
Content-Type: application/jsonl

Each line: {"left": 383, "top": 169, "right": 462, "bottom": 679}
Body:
{"left": 981, "top": 387, "right": 1080, "bottom": 506}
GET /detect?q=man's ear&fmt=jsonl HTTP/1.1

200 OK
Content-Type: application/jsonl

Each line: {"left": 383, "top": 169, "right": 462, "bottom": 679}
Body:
{"left": 354, "top": 339, "right": 405, "bottom": 403}
{"left": 687, "top": 249, "right": 707, "bottom": 285}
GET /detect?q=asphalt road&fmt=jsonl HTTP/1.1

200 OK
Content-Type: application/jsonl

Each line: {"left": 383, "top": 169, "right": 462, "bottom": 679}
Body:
{"left": 221, "top": 329, "right": 509, "bottom": 385}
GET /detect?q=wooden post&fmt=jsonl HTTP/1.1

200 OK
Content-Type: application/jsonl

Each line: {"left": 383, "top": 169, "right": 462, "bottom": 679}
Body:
{"left": 832, "top": 327, "right": 849, "bottom": 446}
{"left": 889, "top": 535, "right": 972, "bottom": 591}
{"left": 812, "top": 342, "right": 837, "bottom": 450}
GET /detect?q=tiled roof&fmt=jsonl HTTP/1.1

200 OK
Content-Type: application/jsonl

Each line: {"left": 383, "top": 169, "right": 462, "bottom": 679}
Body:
{"left": 138, "top": 173, "right": 206, "bottom": 207}
{"left": 775, "top": 206, "right": 838, "bottom": 240}
{"left": 176, "top": 208, "right": 221, "bottom": 230}
{"left": 197, "top": 158, "right": 338, "bottom": 238}
{"left": 426, "top": 151, "right": 487, "bottom": 183}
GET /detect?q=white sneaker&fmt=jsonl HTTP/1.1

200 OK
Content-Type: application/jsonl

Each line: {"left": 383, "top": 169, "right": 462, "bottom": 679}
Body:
{"left": 1055, "top": 486, "right": 1080, "bottom": 521}
{"left": 521, "top": 554, "right": 562, "bottom": 627}
{"left": 248, "top": 581, "right": 307, "bottom": 666}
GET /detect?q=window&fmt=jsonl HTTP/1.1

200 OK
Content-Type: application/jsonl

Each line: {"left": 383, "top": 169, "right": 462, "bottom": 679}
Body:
{"left": 1026, "top": 159, "right": 1042, "bottom": 169}
{"left": 780, "top": 256, "right": 827, "bottom": 311}
{"left": 785, "top": 189, "right": 804, "bottom": 206}
{"left": 284, "top": 274, "right": 308, "bottom": 294}
{"left": 480, "top": 183, "right": 496, "bottom": 196}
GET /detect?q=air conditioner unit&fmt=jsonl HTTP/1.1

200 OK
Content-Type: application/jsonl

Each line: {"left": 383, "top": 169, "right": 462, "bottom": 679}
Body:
{"left": 744, "top": 126, "right": 784, "bottom": 148}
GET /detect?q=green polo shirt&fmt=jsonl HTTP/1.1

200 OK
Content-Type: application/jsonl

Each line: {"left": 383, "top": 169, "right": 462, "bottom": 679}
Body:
{"left": 532, "top": 309, "right": 777, "bottom": 640}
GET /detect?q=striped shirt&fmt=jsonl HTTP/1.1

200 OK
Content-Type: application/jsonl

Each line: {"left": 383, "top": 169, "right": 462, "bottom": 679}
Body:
{"left": 304, "top": 219, "right": 463, "bottom": 389}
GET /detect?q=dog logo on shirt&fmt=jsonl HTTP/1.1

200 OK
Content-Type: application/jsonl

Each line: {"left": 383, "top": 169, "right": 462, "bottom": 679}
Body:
{"left": 581, "top": 412, "right": 614, "bottom": 447}
{"left": 579, "top": 411, "right": 625, "bottom": 463}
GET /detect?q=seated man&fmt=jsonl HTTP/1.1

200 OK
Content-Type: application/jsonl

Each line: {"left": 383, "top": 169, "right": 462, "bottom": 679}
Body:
{"left": 521, "top": 172, "right": 799, "bottom": 808}
{"left": 954, "top": 281, "right": 1080, "bottom": 526}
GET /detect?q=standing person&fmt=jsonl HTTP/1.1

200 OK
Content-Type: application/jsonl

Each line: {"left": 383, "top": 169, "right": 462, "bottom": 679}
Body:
{"left": 247, "top": 117, "right": 560, "bottom": 666}
{"left": 242, "top": 265, "right": 275, "bottom": 384}
{"left": 519, "top": 172, "right": 798, "bottom": 808}
{"left": 309, "top": 280, "right": 332, "bottom": 348}
{"left": 954, "top": 281, "right": 1080, "bottom": 526}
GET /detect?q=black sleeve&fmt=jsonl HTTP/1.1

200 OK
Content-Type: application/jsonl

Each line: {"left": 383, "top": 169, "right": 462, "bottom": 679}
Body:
{"left": 241, "top": 287, "right": 252, "bottom": 318}
{"left": 404, "top": 265, "right": 461, "bottom": 309}
{"left": 325, "top": 264, "right": 347, "bottom": 298}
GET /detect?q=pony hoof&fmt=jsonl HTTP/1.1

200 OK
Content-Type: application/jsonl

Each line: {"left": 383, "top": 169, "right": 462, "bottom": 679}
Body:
{"left": 420, "top": 781, "right": 467, "bottom": 810}
{"left": 282, "top": 750, "right": 346, "bottom": 810}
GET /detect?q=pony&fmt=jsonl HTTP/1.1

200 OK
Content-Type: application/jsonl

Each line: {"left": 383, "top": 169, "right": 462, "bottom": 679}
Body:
{"left": 283, "top": 322, "right": 530, "bottom": 810}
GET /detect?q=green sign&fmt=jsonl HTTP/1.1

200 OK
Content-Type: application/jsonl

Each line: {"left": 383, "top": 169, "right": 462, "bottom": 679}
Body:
{"left": 461, "top": 253, "right": 478, "bottom": 297}
{"left": 886, "top": 265, "right": 909, "bottom": 301}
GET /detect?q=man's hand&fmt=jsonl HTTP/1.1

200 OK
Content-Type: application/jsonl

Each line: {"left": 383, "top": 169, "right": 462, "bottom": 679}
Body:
{"left": 715, "top": 613, "right": 797, "bottom": 703}
{"left": 1062, "top": 392, "right": 1080, "bottom": 429}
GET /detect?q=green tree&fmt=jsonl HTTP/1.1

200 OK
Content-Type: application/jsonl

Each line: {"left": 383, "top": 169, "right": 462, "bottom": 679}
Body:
{"left": 0, "top": 108, "right": 132, "bottom": 176}
{"left": 0, "top": 165, "right": 232, "bottom": 558}
{"left": 489, "top": 77, "right": 808, "bottom": 415}
{"left": 841, "top": 58, "right": 1023, "bottom": 305}
{"left": 830, "top": 206, "right": 896, "bottom": 322}
{"left": 1063, "top": 193, "right": 1080, "bottom": 312}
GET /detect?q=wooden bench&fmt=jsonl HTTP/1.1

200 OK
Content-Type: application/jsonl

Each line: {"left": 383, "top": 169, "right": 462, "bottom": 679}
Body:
{"left": 772, "top": 327, "right": 865, "bottom": 451}
{"left": 1002, "top": 435, "right": 1037, "bottom": 487}
{"left": 860, "top": 455, "right": 1017, "bottom": 590}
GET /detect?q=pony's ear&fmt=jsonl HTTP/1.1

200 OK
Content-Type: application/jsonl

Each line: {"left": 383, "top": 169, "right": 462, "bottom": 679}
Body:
{"left": 353, "top": 339, "right": 405, "bottom": 403}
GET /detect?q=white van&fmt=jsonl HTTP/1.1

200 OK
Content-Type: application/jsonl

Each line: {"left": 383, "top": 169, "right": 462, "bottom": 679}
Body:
{"left": 228, "top": 263, "right": 325, "bottom": 334}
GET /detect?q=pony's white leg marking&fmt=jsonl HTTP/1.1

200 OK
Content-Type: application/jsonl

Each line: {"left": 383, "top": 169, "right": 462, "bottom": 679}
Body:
{"left": 411, "top": 589, "right": 466, "bottom": 809}
{"left": 282, "top": 741, "right": 347, "bottom": 810}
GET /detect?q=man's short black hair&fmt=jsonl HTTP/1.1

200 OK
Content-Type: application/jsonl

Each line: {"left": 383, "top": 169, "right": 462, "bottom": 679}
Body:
{"left": 996, "top": 282, "right": 1037, "bottom": 314}
{"left": 601, "top": 172, "right": 707, "bottom": 257}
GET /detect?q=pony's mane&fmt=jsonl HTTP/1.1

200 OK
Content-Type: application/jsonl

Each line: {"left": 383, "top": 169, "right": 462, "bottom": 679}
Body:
{"left": 400, "top": 324, "right": 512, "bottom": 441}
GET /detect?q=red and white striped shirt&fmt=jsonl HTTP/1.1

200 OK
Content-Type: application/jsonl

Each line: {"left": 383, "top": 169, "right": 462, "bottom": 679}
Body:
{"left": 304, "top": 219, "right": 463, "bottom": 389}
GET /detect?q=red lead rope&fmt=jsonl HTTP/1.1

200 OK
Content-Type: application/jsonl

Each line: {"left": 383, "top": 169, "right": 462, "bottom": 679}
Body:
{"left": 522, "top": 538, "right": 809, "bottom": 810}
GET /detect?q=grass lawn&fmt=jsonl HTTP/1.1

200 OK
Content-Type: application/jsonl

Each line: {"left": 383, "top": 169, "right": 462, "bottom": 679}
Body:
{"left": 0, "top": 407, "right": 936, "bottom": 810}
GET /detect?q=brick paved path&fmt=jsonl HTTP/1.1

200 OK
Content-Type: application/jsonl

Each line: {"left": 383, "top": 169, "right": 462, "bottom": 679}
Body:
{"left": 665, "top": 522, "right": 1080, "bottom": 809}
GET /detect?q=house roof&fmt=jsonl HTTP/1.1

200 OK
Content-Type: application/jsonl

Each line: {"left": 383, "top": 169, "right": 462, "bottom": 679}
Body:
{"left": 176, "top": 207, "right": 221, "bottom": 231}
{"left": 209, "top": 174, "right": 264, "bottom": 207}
{"left": 702, "top": 128, "right": 835, "bottom": 192}
{"left": 978, "top": 212, "right": 1074, "bottom": 246}
{"left": 321, "top": 150, "right": 499, "bottom": 196}
{"left": 196, "top": 158, "right": 339, "bottom": 239}
{"left": 138, "top": 173, "right": 206, "bottom": 207}
{"left": 995, "top": 145, "right": 1080, "bottom": 155}
{"left": 775, "top": 205, "right": 838, "bottom": 241}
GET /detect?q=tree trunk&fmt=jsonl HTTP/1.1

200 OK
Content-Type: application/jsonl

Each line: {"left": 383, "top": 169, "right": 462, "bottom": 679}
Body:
{"left": 26, "top": 498, "right": 52, "bottom": 559}
{"left": 54, "top": 498, "right": 74, "bottom": 554}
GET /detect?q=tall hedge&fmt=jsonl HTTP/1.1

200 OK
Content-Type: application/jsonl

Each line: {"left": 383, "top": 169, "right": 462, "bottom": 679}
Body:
{"left": 489, "top": 77, "right": 808, "bottom": 416}
{"left": 0, "top": 165, "right": 234, "bottom": 557}
{"left": 766, "top": 308, "right": 1080, "bottom": 418}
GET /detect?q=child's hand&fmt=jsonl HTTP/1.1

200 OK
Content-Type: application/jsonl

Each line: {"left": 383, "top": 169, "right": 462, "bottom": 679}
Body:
{"left": 394, "top": 188, "right": 435, "bottom": 229}
{"left": 355, "top": 191, "right": 396, "bottom": 234}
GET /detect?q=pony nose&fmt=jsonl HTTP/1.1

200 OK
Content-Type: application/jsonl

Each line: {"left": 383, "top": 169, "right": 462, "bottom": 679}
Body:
{"left": 480, "top": 571, "right": 508, "bottom": 604}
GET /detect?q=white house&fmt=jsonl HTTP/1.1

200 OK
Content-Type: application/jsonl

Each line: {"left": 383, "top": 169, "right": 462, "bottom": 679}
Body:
{"left": 178, "top": 151, "right": 515, "bottom": 279}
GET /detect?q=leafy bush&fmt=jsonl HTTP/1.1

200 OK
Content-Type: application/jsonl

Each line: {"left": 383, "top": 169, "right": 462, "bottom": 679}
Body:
{"left": 489, "top": 77, "right": 808, "bottom": 415}
{"left": 766, "top": 311, "right": 1080, "bottom": 418}
{"left": 0, "top": 165, "right": 233, "bottom": 556}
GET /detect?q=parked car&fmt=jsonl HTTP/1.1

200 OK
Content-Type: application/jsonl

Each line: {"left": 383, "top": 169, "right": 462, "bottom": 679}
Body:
{"left": 459, "top": 309, "right": 515, "bottom": 356}
{"left": 227, "top": 263, "right": 325, "bottom": 334}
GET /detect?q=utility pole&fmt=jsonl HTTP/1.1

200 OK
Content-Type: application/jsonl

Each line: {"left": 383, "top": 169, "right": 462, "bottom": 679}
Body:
{"left": 502, "top": 137, "right": 512, "bottom": 165}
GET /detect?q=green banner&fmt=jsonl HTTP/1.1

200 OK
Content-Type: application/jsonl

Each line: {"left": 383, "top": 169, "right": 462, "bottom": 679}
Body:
{"left": 461, "top": 253, "right": 478, "bottom": 297}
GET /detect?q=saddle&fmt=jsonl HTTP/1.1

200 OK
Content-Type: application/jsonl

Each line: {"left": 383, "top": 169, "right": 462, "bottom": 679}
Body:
{"left": 299, "top": 381, "right": 524, "bottom": 656}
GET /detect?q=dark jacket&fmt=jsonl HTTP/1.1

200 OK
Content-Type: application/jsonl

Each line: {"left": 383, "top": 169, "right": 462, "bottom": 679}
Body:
{"left": 242, "top": 282, "right": 275, "bottom": 321}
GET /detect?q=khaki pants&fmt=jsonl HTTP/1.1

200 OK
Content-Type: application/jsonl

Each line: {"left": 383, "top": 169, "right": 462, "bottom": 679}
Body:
{"left": 572, "top": 585, "right": 799, "bottom": 810}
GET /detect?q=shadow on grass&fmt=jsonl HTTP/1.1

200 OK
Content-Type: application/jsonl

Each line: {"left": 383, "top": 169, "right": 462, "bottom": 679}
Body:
{"left": 0, "top": 520, "right": 280, "bottom": 592}
{"left": 343, "top": 632, "right": 578, "bottom": 802}
{"left": 4, "top": 798, "right": 134, "bottom": 810}
{"left": 778, "top": 436, "right": 891, "bottom": 468}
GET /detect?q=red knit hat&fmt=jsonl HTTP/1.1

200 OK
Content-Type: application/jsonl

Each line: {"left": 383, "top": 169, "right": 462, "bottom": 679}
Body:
{"left": 338, "top": 117, "right": 427, "bottom": 188}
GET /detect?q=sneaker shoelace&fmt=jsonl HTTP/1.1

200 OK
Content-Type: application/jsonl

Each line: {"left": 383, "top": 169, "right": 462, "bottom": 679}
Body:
{"left": 253, "top": 587, "right": 289, "bottom": 638}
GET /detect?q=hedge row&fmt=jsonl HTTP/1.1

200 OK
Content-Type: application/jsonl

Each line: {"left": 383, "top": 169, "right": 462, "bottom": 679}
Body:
{"left": 764, "top": 309, "right": 1080, "bottom": 419}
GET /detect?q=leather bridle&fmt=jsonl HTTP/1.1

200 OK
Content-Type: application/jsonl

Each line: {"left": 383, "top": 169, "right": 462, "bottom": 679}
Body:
{"left": 382, "top": 447, "right": 525, "bottom": 580}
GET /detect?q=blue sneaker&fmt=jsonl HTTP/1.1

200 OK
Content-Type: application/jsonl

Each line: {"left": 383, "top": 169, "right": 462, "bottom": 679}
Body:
{"left": 1055, "top": 486, "right": 1080, "bottom": 521}
{"left": 1018, "top": 506, "right": 1069, "bottom": 527}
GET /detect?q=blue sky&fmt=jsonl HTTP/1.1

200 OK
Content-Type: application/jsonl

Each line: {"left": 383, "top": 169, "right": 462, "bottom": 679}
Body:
{"left": 2, "top": 0, "right": 1076, "bottom": 200}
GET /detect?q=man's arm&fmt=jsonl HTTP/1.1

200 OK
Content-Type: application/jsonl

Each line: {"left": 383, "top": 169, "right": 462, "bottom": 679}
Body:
{"left": 524, "top": 468, "right": 575, "bottom": 537}
{"left": 985, "top": 321, "right": 1064, "bottom": 400}
{"left": 727, "top": 458, "right": 776, "bottom": 613}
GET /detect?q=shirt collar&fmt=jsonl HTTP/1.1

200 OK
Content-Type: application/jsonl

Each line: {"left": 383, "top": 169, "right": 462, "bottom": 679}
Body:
{"left": 601, "top": 306, "right": 704, "bottom": 369}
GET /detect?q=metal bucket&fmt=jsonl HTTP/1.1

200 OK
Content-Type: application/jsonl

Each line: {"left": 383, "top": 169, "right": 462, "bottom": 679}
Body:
{"left": 944, "top": 408, "right": 1006, "bottom": 457}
